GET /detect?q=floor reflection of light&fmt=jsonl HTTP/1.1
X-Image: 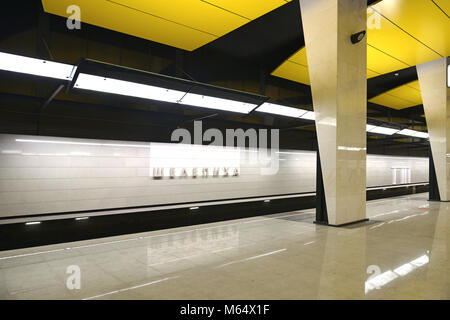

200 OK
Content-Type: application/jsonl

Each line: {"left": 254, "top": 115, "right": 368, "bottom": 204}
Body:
{"left": 365, "top": 254, "right": 429, "bottom": 294}
{"left": 216, "top": 248, "right": 287, "bottom": 268}
{"left": 82, "top": 276, "right": 178, "bottom": 300}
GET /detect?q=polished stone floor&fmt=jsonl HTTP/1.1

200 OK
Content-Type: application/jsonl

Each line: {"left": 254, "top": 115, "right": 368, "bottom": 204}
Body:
{"left": 0, "top": 193, "right": 448, "bottom": 300}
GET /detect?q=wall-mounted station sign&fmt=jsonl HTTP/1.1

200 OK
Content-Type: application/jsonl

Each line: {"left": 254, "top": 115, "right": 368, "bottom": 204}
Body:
{"left": 151, "top": 167, "right": 240, "bottom": 179}
{"left": 149, "top": 144, "right": 241, "bottom": 180}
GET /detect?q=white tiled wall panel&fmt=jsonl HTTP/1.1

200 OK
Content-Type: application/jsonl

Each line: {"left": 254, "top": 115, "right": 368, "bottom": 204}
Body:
{"left": 0, "top": 134, "right": 428, "bottom": 217}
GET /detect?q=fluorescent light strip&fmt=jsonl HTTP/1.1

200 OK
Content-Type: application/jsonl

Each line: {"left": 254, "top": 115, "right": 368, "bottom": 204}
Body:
{"left": 75, "top": 73, "right": 256, "bottom": 114}
{"left": 179, "top": 93, "right": 256, "bottom": 114}
{"left": 397, "top": 129, "right": 429, "bottom": 139}
{"left": 0, "top": 52, "right": 76, "bottom": 80}
{"left": 16, "top": 138, "right": 151, "bottom": 148}
{"left": 300, "top": 111, "right": 315, "bottom": 120}
{"left": 367, "top": 126, "right": 399, "bottom": 135}
{"left": 255, "top": 103, "right": 307, "bottom": 118}
{"left": 74, "top": 73, "right": 186, "bottom": 104}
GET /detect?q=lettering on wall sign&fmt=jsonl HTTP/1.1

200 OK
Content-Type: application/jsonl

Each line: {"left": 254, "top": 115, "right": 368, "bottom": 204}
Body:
{"left": 151, "top": 167, "right": 240, "bottom": 179}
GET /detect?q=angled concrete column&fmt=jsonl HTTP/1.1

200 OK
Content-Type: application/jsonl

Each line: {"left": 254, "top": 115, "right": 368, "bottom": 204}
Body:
{"left": 299, "top": 0, "right": 367, "bottom": 226}
{"left": 417, "top": 57, "right": 450, "bottom": 201}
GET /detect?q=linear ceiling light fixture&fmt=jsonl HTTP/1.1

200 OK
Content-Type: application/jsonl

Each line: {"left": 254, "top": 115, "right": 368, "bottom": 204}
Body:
{"left": 255, "top": 102, "right": 308, "bottom": 118}
{"left": 397, "top": 129, "right": 429, "bottom": 139}
{"left": 74, "top": 74, "right": 257, "bottom": 114}
{"left": 0, "top": 52, "right": 77, "bottom": 80}
{"left": 367, "top": 126, "right": 399, "bottom": 136}
{"left": 179, "top": 93, "right": 256, "bottom": 114}
{"left": 300, "top": 111, "right": 315, "bottom": 120}
{"left": 74, "top": 73, "right": 186, "bottom": 104}
{"left": 0, "top": 52, "right": 432, "bottom": 137}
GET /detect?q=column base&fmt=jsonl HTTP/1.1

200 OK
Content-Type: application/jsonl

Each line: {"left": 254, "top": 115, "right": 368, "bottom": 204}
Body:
{"left": 314, "top": 218, "right": 369, "bottom": 227}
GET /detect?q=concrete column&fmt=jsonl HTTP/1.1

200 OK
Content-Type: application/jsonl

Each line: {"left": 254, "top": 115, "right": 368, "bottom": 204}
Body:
{"left": 299, "top": 0, "right": 367, "bottom": 226}
{"left": 417, "top": 57, "right": 450, "bottom": 201}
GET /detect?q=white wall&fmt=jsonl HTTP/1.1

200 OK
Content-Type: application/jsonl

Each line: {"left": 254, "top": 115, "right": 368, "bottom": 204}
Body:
{"left": 0, "top": 134, "right": 428, "bottom": 218}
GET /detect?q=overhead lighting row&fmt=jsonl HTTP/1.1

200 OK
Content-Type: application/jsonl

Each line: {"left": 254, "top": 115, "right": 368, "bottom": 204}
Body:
{"left": 0, "top": 52, "right": 257, "bottom": 114}
{"left": 0, "top": 52, "right": 429, "bottom": 138}
{"left": 255, "top": 105, "right": 428, "bottom": 139}
{"left": 366, "top": 124, "right": 429, "bottom": 139}
{"left": 255, "top": 102, "right": 315, "bottom": 120}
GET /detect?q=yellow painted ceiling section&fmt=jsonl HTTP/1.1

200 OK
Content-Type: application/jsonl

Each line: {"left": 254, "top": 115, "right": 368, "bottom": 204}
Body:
{"left": 272, "top": 0, "right": 448, "bottom": 88}
{"left": 366, "top": 45, "right": 409, "bottom": 76}
{"left": 272, "top": 60, "right": 310, "bottom": 85}
{"left": 41, "top": 0, "right": 290, "bottom": 51}
{"left": 205, "top": 0, "right": 291, "bottom": 20}
{"left": 368, "top": 2, "right": 443, "bottom": 66}
{"left": 111, "top": 0, "right": 246, "bottom": 36}
{"left": 433, "top": 0, "right": 450, "bottom": 16}
{"left": 368, "top": 80, "right": 423, "bottom": 110}
{"left": 372, "top": 0, "right": 450, "bottom": 57}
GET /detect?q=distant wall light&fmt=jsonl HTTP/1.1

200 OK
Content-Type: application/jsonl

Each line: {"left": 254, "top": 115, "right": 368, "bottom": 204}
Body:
{"left": 447, "top": 63, "right": 450, "bottom": 88}
{"left": 189, "top": 207, "right": 199, "bottom": 210}
{"left": 0, "top": 52, "right": 76, "bottom": 80}
{"left": 350, "top": 30, "right": 366, "bottom": 44}
{"left": 25, "top": 221, "right": 41, "bottom": 225}
{"left": 75, "top": 217, "right": 89, "bottom": 221}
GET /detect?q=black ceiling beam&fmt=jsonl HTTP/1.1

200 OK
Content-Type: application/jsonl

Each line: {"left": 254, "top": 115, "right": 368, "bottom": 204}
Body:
{"left": 191, "top": 0, "right": 304, "bottom": 74}
{"left": 367, "top": 66, "right": 418, "bottom": 99}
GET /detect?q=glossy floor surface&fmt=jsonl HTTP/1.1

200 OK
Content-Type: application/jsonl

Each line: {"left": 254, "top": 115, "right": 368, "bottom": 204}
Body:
{"left": 0, "top": 193, "right": 448, "bottom": 300}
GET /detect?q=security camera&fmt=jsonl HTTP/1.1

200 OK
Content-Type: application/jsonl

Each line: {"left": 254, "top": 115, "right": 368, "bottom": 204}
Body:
{"left": 351, "top": 30, "right": 366, "bottom": 44}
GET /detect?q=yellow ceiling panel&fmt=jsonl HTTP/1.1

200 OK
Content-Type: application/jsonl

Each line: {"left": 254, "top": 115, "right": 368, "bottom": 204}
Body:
{"left": 367, "top": 69, "right": 380, "bottom": 78}
{"left": 433, "top": 0, "right": 450, "bottom": 16}
{"left": 272, "top": 45, "right": 402, "bottom": 84}
{"left": 366, "top": 45, "right": 409, "bottom": 77}
{"left": 372, "top": 0, "right": 450, "bottom": 58}
{"left": 273, "top": 2, "right": 448, "bottom": 86}
{"left": 366, "top": 7, "right": 442, "bottom": 67}
{"left": 205, "top": 0, "right": 290, "bottom": 20}
{"left": 407, "top": 80, "right": 421, "bottom": 91}
{"left": 271, "top": 60, "right": 310, "bottom": 85}
{"left": 288, "top": 47, "right": 308, "bottom": 66}
{"left": 42, "top": 0, "right": 289, "bottom": 51}
{"left": 369, "top": 80, "right": 423, "bottom": 110}
{"left": 42, "top": 0, "right": 216, "bottom": 51}
{"left": 111, "top": 0, "right": 247, "bottom": 36}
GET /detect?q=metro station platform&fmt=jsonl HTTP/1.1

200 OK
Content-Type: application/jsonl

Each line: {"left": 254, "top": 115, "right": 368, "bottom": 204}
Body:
{"left": 0, "top": 193, "right": 447, "bottom": 300}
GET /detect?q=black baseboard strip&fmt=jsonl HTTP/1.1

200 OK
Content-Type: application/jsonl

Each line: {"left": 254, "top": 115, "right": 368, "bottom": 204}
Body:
{"left": 0, "top": 184, "right": 429, "bottom": 251}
